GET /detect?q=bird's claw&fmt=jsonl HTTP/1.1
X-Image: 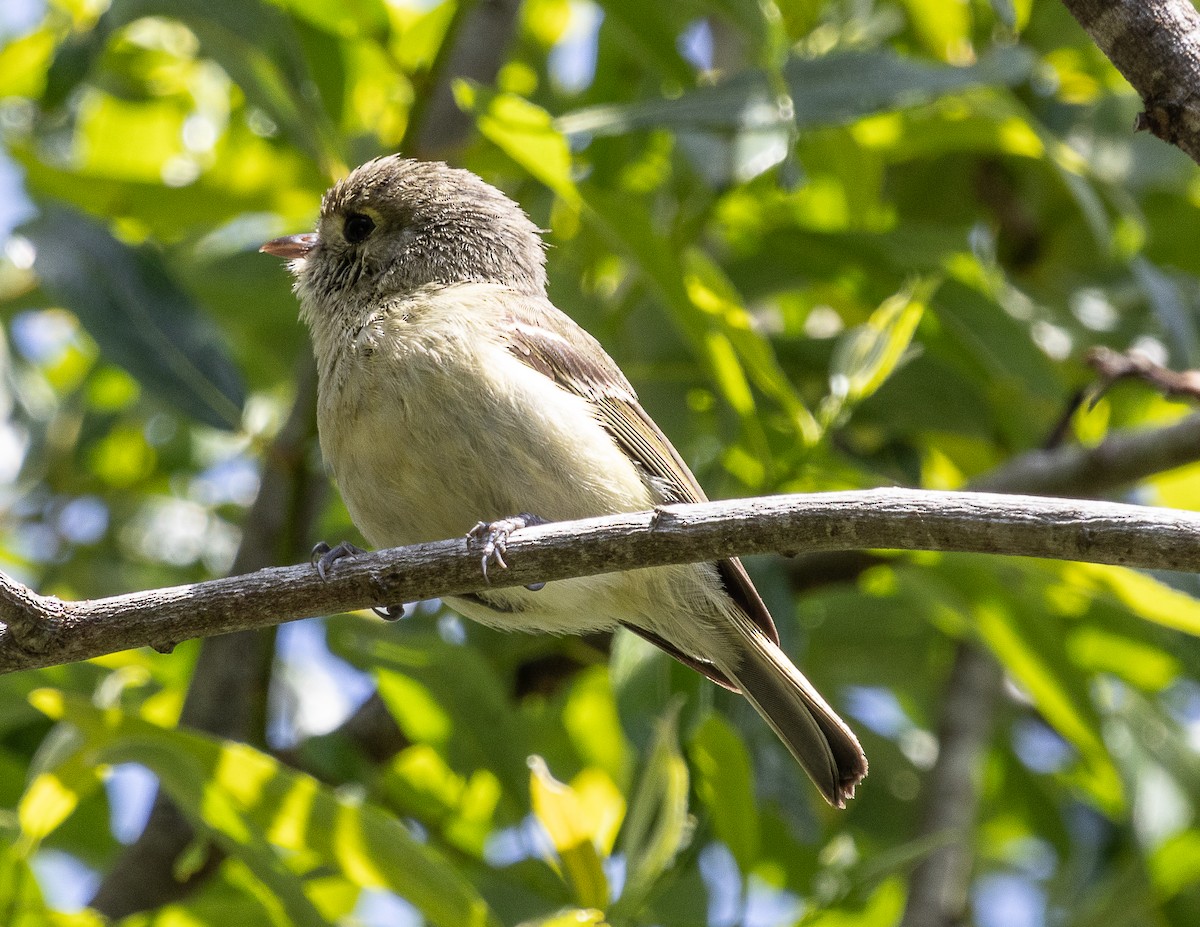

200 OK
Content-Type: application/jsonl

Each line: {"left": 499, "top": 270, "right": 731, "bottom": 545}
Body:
{"left": 310, "top": 540, "right": 365, "bottom": 582}
{"left": 312, "top": 542, "right": 405, "bottom": 619}
{"left": 466, "top": 514, "right": 546, "bottom": 584}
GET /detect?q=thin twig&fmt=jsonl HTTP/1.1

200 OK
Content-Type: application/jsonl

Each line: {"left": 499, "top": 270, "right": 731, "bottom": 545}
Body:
{"left": 1085, "top": 345, "right": 1200, "bottom": 405}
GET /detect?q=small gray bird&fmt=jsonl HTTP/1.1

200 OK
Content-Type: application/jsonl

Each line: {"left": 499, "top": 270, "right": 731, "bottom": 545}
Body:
{"left": 262, "top": 156, "right": 867, "bottom": 806}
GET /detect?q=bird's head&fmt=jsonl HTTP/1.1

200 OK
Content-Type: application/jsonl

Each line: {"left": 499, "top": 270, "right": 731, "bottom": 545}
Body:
{"left": 262, "top": 156, "right": 547, "bottom": 312}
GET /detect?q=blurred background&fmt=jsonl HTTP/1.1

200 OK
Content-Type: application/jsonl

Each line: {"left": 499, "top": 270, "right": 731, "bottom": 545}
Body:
{"left": 1, "top": 1, "right": 1200, "bottom": 925}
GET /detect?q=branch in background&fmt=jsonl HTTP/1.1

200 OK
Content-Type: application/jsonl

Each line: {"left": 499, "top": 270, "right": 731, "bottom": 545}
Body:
{"left": 1085, "top": 345, "right": 1200, "bottom": 405}
{"left": 1059, "top": 0, "right": 1200, "bottom": 164}
{"left": 898, "top": 646, "right": 1004, "bottom": 927}
{"left": 87, "top": 0, "right": 525, "bottom": 914}
{"left": 971, "top": 412, "right": 1200, "bottom": 496}
{"left": 408, "top": 0, "right": 523, "bottom": 157}
{"left": 898, "top": 410, "right": 1200, "bottom": 927}
{"left": 4, "top": 488, "right": 1200, "bottom": 676}
{"left": 89, "top": 353, "right": 324, "bottom": 918}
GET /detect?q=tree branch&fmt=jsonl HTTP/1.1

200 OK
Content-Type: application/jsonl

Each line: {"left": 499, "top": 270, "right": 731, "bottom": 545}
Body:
{"left": 1060, "top": 0, "right": 1200, "bottom": 163}
{"left": 970, "top": 411, "right": 1200, "bottom": 496}
{"left": 791, "top": 413, "right": 1200, "bottom": 588}
{"left": 898, "top": 645, "right": 1004, "bottom": 927}
{"left": 1084, "top": 346, "right": 1200, "bottom": 405}
{"left": 2, "top": 488, "right": 1199, "bottom": 676}
{"left": 896, "top": 413, "right": 1200, "bottom": 926}
{"left": 89, "top": 354, "right": 325, "bottom": 918}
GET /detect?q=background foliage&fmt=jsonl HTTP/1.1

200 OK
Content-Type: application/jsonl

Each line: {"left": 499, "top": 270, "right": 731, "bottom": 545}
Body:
{"left": 1, "top": 0, "right": 1200, "bottom": 925}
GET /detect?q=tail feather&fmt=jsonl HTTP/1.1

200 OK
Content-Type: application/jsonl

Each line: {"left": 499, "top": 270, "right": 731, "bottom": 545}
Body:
{"left": 719, "top": 613, "right": 867, "bottom": 807}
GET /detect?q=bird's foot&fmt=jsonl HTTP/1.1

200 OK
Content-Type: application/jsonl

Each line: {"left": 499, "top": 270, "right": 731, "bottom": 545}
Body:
{"left": 466, "top": 513, "right": 547, "bottom": 587}
{"left": 310, "top": 541, "right": 405, "bottom": 621}
{"left": 310, "top": 540, "right": 365, "bottom": 581}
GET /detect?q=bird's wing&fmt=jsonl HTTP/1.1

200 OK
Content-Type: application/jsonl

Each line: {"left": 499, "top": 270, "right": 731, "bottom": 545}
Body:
{"left": 501, "top": 298, "right": 782, "bottom": 687}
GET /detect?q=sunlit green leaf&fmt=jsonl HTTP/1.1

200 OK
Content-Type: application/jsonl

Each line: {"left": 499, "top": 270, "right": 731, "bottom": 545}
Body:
{"left": 382, "top": 744, "right": 503, "bottom": 855}
{"left": 612, "top": 702, "right": 692, "bottom": 920}
{"left": 1066, "top": 563, "right": 1200, "bottom": 637}
{"left": 517, "top": 909, "right": 608, "bottom": 927}
{"left": 970, "top": 580, "right": 1124, "bottom": 811}
{"left": 456, "top": 82, "right": 580, "bottom": 207}
{"left": 898, "top": 0, "right": 972, "bottom": 62}
{"left": 0, "top": 842, "right": 51, "bottom": 927}
{"left": 826, "top": 279, "right": 934, "bottom": 420}
{"left": 276, "top": 0, "right": 389, "bottom": 39}
{"left": 17, "top": 744, "right": 101, "bottom": 850}
{"left": 331, "top": 625, "right": 531, "bottom": 804}
{"left": 561, "top": 666, "right": 630, "bottom": 784}
{"left": 29, "top": 690, "right": 502, "bottom": 927}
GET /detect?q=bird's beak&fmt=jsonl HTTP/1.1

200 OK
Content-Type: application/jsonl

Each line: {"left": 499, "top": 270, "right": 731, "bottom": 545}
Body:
{"left": 260, "top": 233, "right": 317, "bottom": 259}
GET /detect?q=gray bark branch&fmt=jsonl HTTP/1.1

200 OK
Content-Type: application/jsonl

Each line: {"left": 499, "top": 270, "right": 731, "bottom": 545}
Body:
{"left": 896, "top": 411, "right": 1200, "bottom": 927}
{"left": 970, "top": 411, "right": 1200, "bottom": 495}
{"left": 3, "top": 487, "right": 1200, "bottom": 676}
{"left": 898, "top": 644, "right": 1004, "bottom": 927}
{"left": 1060, "top": 0, "right": 1200, "bottom": 163}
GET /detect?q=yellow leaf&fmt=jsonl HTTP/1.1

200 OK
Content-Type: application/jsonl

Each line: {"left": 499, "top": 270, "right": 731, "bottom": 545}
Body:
{"left": 529, "top": 757, "right": 610, "bottom": 909}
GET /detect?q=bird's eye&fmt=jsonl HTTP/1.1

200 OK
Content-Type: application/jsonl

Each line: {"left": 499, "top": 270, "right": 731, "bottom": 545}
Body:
{"left": 344, "top": 212, "right": 375, "bottom": 244}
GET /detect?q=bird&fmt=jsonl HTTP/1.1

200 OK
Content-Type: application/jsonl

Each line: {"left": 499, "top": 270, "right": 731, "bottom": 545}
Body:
{"left": 261, "top": 156, "right": 867, "bottom": 806}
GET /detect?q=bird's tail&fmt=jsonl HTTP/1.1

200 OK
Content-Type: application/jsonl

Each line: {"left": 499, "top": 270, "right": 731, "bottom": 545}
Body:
{"left": 717, "top": 610, "right": 867, "bottom": 807}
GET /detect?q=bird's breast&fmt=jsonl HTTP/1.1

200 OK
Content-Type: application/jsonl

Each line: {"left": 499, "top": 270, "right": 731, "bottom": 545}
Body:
{"left": 314, "top": 295, "right": 654, "bottom": 550}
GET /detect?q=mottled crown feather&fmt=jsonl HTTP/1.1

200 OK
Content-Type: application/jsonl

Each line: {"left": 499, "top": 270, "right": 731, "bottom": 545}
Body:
{"left": 307, "top": 156, "right": 548, "bottom": 301}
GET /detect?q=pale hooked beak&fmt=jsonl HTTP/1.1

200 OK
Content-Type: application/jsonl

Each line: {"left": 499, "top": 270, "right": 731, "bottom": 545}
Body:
{"left": 260, "top": 233, "right": 317, "bottom": 259}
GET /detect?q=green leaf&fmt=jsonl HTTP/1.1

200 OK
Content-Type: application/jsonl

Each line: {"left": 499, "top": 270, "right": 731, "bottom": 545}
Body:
{"left": 803, "top": 876, "right": 906, "bottom": 927}
{"left": 597, "top": 0, "right": 694, "bottom": 85}
{"left": 688, "top": 714, "right": 759, "bottom": 872}
{"left": 1065, "top": 563, "right": 1200, "bottom": 637}
{"left": 612, "top": 702, "right": 692, "bottom": 920}
{"left": 899, "top": 0, "right": 971, "bottom": 61}
{"left": 0, "top": 842, "right": 51, "bottom": 927}
{"left": 21, "top": 204, "right": 245, "bottom": 429}
{"left": 29, "top": 690, "right": 502, "bottom": 927}
{"left": 18, "top": 734, "right": 102, "bottom": 850}
{"left": 556, "top": 48, "right": 1035, "bottom": 137}
{"left": 275, "top": 0, "right": 389, "bottom": 39}
{"left": 381, "top": 744, "right": 503, "bottom": 856}
{"left": 44, "top": 0, "right": 341, "bottom": 171}
{"left": 826, "top": 278, "right": 933, "bottom": 420}
{"left": 963, "top": 567, "right": 1124, "bottom": 811}
{"left": 517, "top": 909, "right": 608, "bottom": 927}
{"left": 683, "top": 249, "right": 822, "bottom": 443}
{"left": 1150, "top": 829, "right": 1200, "bottom": 898}
{"left": 454, "top": 82, "right": 580, "bottom": 207}
{"left": 329, "top": 624, "right": 532, "bottom": 804}
{"left": 561, "top": 666, "right": 630, "bottom": 784}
